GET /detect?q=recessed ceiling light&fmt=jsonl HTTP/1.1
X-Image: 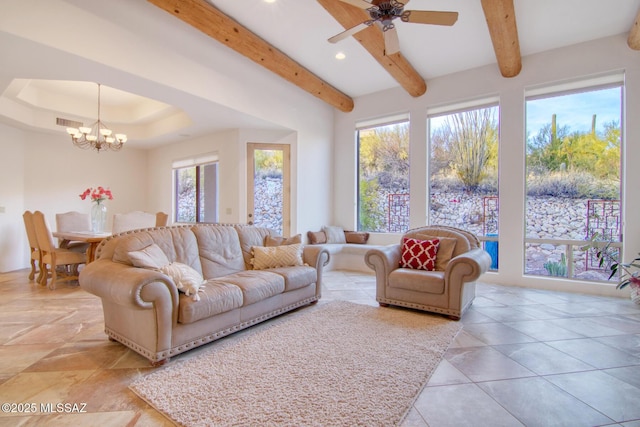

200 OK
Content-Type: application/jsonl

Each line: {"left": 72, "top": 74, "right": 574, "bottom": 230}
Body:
{"left": 335, "top": 52, "right": 346, "bottom": 60}
{"left": 264, "top": 0, "right": 276, "bottom": 3}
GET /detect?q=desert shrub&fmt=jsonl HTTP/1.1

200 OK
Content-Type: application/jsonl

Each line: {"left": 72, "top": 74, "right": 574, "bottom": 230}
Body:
{"left": 358, "top": 178, "right": 385, "bottom": 232}
{"left": 431, "top": 172, "right": 497, "bottom": 194}
{"left": 527, "top": 171, "right": 619, "bottom": 199}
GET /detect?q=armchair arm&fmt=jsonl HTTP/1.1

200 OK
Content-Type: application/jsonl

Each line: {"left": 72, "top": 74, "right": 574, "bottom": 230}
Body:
{"left": 445, "top": 248, "right": 492, "bottom": 286}
{"left": 365, "top": 245, "right": 401, "bottom": 299}
{"left": 365, "top": 245, "right": 401, "bottom": 273}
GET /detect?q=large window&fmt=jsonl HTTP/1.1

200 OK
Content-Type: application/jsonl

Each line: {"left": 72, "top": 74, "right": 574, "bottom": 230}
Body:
{"left": 174, "top": 154, "right": 219, "bottom": 223}
{"left": 524, "top": 76, "right": 623, "bottom": 281}
{"left": 428, "top": 102, "right": 500, "bottom": 268}
{"left": 357, "top": 115, "right": 410, "bottom": 233}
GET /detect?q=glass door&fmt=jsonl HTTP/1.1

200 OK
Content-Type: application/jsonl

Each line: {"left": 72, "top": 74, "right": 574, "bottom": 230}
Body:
{"left": 247, "top": 143, "right": 290, "bottom": 236}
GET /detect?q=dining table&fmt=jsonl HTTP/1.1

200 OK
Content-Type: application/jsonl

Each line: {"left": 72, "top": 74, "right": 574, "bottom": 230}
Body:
{"left": 52, "top": 231, "right": 111, "bottom": 263}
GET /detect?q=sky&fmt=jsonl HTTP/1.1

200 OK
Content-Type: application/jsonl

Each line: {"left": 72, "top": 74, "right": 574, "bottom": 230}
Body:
{"left": 428, "top": 86, "right": 622, "bottom": 142}
{"left": 525, "top": 86, "right": 622, "bottom": 139}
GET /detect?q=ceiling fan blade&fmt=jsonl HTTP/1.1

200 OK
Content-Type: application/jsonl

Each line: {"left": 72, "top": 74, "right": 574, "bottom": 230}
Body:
{"left": 384, "top": 27, "right": 400, "bottom": 55}
{"left": 402, "top": 10, "right": 459, "bottom": 26}
{"left": 337, "top": 0, "right": 373, "bottom": 10}
{"left": 328, "top": 22, "right": 372, "bottom": 43}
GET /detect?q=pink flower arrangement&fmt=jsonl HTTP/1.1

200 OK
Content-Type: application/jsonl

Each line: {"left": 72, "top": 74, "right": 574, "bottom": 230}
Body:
{"left": 79, "top": 186, "right": 114, "bottom": 204}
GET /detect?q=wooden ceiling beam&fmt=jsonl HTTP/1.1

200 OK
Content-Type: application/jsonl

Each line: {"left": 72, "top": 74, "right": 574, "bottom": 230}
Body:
{"left": 628, "top": 9, "right": 640, "bottom": 50}
{"left": 481, "top": 0, "right": 522, "bottom": 78}
{"left": 147, "top": 0, "right": 354, "bottom": 112}
{"left": 317, "top": 0, "right": 427, "bottom": 97}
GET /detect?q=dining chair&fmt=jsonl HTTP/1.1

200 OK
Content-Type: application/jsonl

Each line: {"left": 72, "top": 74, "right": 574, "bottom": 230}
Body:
{"left": 32, "top": 211, "right": 87, "bottom": 289}
{"left": 112, "top": 211, "right": 158, "bottom": 234}
{"left": 156, "top": 211, "right": 169, "bottom": 227}
{"left": 22, "top": 211, "right": 42, "bottom": 282}
{"left": 55, "top": 211, "right": 91, "bottom": 252}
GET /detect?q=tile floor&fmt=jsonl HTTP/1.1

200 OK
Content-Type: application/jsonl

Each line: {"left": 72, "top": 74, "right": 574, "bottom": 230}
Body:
{"left": 1, "top": 269, "right": 640, "bottom": 426}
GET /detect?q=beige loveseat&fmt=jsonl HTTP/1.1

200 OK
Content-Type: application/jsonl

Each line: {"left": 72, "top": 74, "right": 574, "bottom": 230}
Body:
{"left": 79, "top": 224, "right": 329, "bottom": 365}
{"left": 365, "top": 226, "right": 491, "bottom": 319}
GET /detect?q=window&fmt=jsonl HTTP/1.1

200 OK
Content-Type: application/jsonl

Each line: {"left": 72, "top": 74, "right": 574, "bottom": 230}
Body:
{"left": 357, "top": 115, "right": 410, "bottom": 233}
{"left": 428, "top": 101, "right": 500, "bottom": 268}
{"left": 173, "top": 153, "right": 219, "bottom": 223}
{"left": 524, "top": 74, "right": 623, "bottom": 281}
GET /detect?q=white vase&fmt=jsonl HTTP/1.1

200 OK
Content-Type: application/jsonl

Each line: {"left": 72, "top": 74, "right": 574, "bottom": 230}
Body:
{"left": 91, "top": 202, "right": 107, "bottom": 233}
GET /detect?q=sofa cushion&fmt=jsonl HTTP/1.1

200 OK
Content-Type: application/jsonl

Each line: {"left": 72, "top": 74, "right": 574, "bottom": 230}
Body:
{"left": 400, "top": 237, "right": 440, "bottom": 271}
{"left": 389, "top": 268, "right": 445, "bottom": 294}
{"left": 235, "top": 225, "right": 276, "bottom": 269}
{"left": 128, "top": 243, "right": 170, "bottom": 269}
{"left": 192, "top": 225, "right": 245, "bottom": 279}
{"left": 416, "top": 235, "right": 457, "bottom": 271}
{"left": 268, "top": 265, "right": 317, "bottom": 292}
{"left": 251, "top": 244, "right": 304, "bottom": 270}
{"left": 307, "top": 231, "right": 327, "bottom": 244}
{"left": 160, "top": 262, "right": 207, "bottom": 301}
{"left": 412, "top": 228, "right": 471, "bottom": 257}
{"left": 322, "top": 225, "right": 346, "bottom": 244}
{"left": 112, "top": 227, "right": 202, "bottom": 272}
{"left": 178, "top": 282, "right": 243, "bottom": 324}
{"left": 220, "top": 271, "right": 285, "bottom": 306}
{"left": 265, "top": 234, "right": 301, "bottom": 246}
{"left": 344, "top": 231, "right": 370, "bottom": 244}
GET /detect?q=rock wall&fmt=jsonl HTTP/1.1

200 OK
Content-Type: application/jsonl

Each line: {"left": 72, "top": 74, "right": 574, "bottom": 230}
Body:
{"left": 254, "top": 180, "right": 617, "bottom": 281}
{"left": 429, "top": 192, "right": 618, "bottom": 280}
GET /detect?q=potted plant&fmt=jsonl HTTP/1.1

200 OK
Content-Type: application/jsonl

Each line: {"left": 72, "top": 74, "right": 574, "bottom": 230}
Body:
{"left": 588, "top": 239, "right": 640, "bottom": 304}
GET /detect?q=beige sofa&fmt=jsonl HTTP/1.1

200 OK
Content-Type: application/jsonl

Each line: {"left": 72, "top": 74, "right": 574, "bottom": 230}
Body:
{"left": 365, "top": 226, "right": 491, "bottom": 319}
{"left": 80, "top": 224, "right": 329, "bottom": 365}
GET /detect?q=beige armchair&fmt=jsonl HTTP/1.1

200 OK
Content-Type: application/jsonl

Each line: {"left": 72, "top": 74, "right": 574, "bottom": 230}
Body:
{"left": 365, "top": 226, "right": 491, "bottom": 320}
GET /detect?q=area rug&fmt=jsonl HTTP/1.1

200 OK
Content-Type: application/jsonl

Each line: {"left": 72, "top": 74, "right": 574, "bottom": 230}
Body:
{"left": 130, "top": 301, "right": 462, "bottom": 427}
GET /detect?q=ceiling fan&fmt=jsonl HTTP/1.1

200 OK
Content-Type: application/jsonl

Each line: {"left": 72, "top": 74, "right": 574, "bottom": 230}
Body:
{"left": 328, "top": 0, "right": 458, "bottom": 55}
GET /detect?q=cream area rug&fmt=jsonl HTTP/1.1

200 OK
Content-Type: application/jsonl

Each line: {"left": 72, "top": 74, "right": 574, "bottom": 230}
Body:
{"left": 130, "top": 301, "right": 462, "bottom": 427}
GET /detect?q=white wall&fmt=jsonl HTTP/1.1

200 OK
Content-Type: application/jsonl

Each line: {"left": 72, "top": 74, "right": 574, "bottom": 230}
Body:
{"left": 333, "top": 34, "right": 640, "bottom": 297}
{"left": 3, "top": 129, "right": 148, "bottom": 271}
{"left": 0, "top": 123, "right": 26, "bottom": 272}
{"left": 147, "top": 124, "right": 334, "bottom": 238}
{"left": 2, "top": 118, "right": 333, "bottom": 273}
{"left": 0, "top": 0, "right": 335, "bottom": 272}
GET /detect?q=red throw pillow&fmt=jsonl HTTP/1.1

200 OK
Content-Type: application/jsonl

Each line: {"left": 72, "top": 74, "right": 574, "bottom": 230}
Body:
{"left": 400, "top": 237, "right": 440, "bottom": 271}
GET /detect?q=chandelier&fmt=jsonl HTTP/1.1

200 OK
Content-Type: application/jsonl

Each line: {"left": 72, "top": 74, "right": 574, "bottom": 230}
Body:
{"left": 66, "top": 83, "right": 127, "bottom": 152}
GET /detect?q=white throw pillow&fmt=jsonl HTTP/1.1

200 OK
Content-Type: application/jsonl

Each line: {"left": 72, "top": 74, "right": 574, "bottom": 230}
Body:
{"left": 251, "top": 243, "right": 304, "bottom": 270}
{"left": 128, "top": 243, "right": 170, "bottom": 269}
{"left": 322, "top": 225, "right": 346, "bottom": 244}
{"left": 160, "top": 262, "right": 206, "bottom": 301}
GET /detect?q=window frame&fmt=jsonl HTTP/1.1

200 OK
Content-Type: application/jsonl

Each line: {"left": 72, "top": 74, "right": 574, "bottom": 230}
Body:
{"left": 356, "top": 114, "right": 411, "bottom": 233}
{"left": 172, "top": 152, "right": 219, "bottom": 223}
{"left": 523, "top": 74, "right": 625, "bottom": 281}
